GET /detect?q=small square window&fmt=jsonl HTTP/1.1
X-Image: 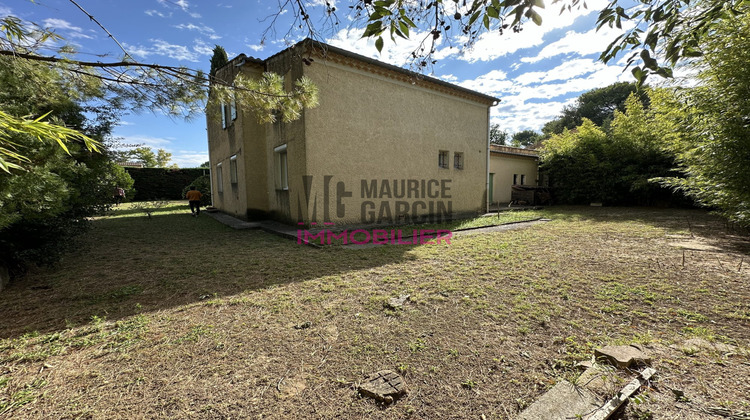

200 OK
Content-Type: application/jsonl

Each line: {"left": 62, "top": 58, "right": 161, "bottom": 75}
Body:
{"left": 216, "top": 163, "right": 223, "bottom": 193}
{"left": 454, "top": 152, "right": 464, "bottom": 170}
{"left": 438, "top": 150, "right": 449, "bottom": 169}
{"left": 230, "top": 155, "right": 238, "bottom": 184}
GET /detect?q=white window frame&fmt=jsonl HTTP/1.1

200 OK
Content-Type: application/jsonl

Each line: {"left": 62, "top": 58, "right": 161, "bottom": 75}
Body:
{"left": 220, "top": 101, "right": 227, "bottom": 129}
{"left": 230, "top": 155, "right": 238, "bottom": 184}
{"left": 216, "top": 162, "right": 223, "bottom": 193}
{"left": 230, "top": 94, "right": 237, "bottom": 121}
{"left": 274, "top": 144, "right": 288, "bottom": 191}
{"left": 438, "top": 150, "right": 449, "bottom": 169}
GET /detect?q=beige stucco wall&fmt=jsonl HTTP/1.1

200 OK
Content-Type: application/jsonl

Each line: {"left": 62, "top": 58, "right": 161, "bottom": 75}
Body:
{"left": 489, "top": 153, "right": 539, "bottom": 204}
{"left": 207, "top": 60, "right": 269, "bottom": 219}
{"left": 300, "top": 58, "right": 490, "bottom": 225}
{"left": 208, "top": 47, "right": 494, "bottom": 225}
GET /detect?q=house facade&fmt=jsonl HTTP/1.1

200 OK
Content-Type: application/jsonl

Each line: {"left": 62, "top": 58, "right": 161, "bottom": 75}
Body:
{"left": 489, "top": 145, "right": 539, "bottom": 204}
{"left": 207, "top": 40, "right": 499, "bottom": 226}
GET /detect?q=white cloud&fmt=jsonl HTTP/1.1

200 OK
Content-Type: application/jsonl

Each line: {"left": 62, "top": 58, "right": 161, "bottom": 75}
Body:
{"left": 0, "top": 6, "right": 11, "bottom": 17}
{"left": 437, "top": 0, "right": 609, "bottom": 63}
{"left": 326, "top": 27, "right": 441, "bottom": 68}
{"left": 115, "top": 135, "right": 172, "bottom": 148}
{"left": 123, "top": 38, "right": 212, "bottom": 62}
{"left": 170, "top": 151, "right": 209, "bottom": 168}
{"left": 145, "top": 9, "right": 171, "bottom": 18}
{"left": 520, "top": 24, "right": 632, "bottom": 63}
{"left": 192, "top": 38, "right": 213, "bottom": 56}
{"left": 514, "top": 58, "right": 603, "bottom": 85}
{"left": 174, "top": 23, "right": 220, "bottom": 40}
{"left": 305, "top": 0, "right": 335, "bottom": 7}
{"left": 247, "top": 43, "right": 265, "bottom": 52}
{"left": 42, "top": 18, "right": 93, "bottom": 39}
{"left": 454, "top": 58, "right": 629, "bottom": 132}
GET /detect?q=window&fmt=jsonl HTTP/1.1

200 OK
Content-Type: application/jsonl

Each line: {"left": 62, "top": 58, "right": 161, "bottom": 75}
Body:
{"left": 454, "top": 152, "right": 464, "bottom": 170}
{"left": 274, "top": 144, "right": 288, "bottom": 190}
{"left": 229, "top": 155, "right": 238, "bottom": 184}
{"left": 220, "top": 102, "right": 227, "bottom": 129}
{"left": 520, "top": 174, "right": 526, "bottom": 185}
{"left": 230, "top": 94, "right": 237, "bottom": 121}
{"left": 216, "top": 163, "right": 223, "bottom": 193}
{"left": 438, "top": 150, "right": 449, "bottom": 169}
{"left": 513, "top": 174, "right": 518, "bottom": 185}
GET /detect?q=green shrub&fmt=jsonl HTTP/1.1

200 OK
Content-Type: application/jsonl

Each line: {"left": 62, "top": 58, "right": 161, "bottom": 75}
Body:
{"left": 182, "top": 175, "right": 212, "bottom": 206}
{"left": 125, "top": 168, "right": 207, "bottom": 201}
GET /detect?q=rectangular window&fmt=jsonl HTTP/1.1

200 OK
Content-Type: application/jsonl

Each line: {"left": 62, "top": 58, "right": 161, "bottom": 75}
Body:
{"left": 274, "top": 144, "right": 288, "bottom": 190}
{"left": 230, "top": 155, "right": 238, "bottom": 184}
{"left": 220, "top": 102, "right": 227, "bottom": 129}
{"left": 216, "top": 163, "right": 223, "bottom": 193}
{"left": 438, "top": 150, "right": 449, "bottom": 169}
{"left": 513, "top": 174, "right": 518, "bottom": 185}
{"left": 520, "top": 174, "right": 526, "bottom": 185}
{"left": 454, "top": 152, "right": 464, "bottom": 170}
{"left": 230, "top": 95, "right": 237, "bottom": 121}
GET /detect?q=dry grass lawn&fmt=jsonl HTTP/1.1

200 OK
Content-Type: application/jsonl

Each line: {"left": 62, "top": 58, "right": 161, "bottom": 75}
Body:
{"left": 1, "top": 203, "right": 749, "bottom": 419}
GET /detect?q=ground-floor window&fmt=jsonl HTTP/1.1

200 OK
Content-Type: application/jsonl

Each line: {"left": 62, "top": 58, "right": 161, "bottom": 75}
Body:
{"left": 274, "top": 144, "right": 288, "bottom": 190}
{"left": 216, "top": 162, "right": 223, "bottom": 193}
{"left": 230, "top": 155, "right": 238, "bottom": 184}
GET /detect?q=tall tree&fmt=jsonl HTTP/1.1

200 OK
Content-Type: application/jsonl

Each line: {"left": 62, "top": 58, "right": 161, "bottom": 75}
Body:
{"left": 542, "top": 82, "right": 647, "bottom": 136}
{"left": 490, "top": 124, "right": 508, "bottom": 145}
{"left": 653, "top": 14, "right": 750, "bottom": 227}
{"left": 0, "top": 54, "right": 133, "bottom": 273}
{"left": 511, "top": 130, "right": 543, "bottom": 148}
{"left": 209, "top": 45, "right": 229, "bottom": 78}
{"left": 540, "top": 90, "right": 678, "bottom": 205}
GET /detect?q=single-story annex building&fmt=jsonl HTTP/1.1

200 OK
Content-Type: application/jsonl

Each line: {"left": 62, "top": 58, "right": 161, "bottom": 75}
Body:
{"left": 488, "top": 145, "right": 539, "bottom": 205}
{"left": 207, "top": 39, "right": 500, "bottom": 226}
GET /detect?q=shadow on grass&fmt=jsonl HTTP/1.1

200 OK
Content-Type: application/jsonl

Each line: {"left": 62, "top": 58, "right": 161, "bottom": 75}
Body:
{"left": 0, "top": 209, "right": 423, "bottom": 339}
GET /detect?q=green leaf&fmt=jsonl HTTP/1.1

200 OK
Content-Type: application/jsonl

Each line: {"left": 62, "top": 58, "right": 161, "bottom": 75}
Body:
{"left": 530, "top": 9, "right": 543, "bottom": 25}
{"left": 487, "top": 6, "right": 500, "bottom": 18}
{"left": 375, "top": 36, "right": 384, "bottom": 53}
{"left": 399, "top": 20, "right": 410, "bottom": 37}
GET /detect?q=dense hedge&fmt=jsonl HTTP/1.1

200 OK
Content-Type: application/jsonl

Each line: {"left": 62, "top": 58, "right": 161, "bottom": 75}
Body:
{"left": 125, "top": 168, "right": 209, "bottom": 201}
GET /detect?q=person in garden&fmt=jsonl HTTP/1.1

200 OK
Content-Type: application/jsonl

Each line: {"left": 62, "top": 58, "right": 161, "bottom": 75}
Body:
{"left": 186, "top": 185, "right": 203, "bottom": 217}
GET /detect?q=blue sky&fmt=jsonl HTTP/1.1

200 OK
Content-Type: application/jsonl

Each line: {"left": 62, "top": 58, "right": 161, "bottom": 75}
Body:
{"left": 6, "top": 0, "right": 637, "bottom": 167}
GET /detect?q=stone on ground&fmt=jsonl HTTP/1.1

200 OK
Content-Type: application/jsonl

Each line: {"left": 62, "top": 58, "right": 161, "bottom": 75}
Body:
{"left": 358, "top": 370, "right": 407, "bottom": 404}
{"left": 386, "top": 294, "right": 410, "bottom": 310}
{"left": 516, "top": 380, "right": 600, "bottom": 420}
{"left": 594, "top": 345, "right": 651, "bottom": 369}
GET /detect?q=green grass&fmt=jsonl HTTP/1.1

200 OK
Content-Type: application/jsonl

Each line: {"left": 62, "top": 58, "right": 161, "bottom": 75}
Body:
{"left": 0, "top": 204, "right": 748, "bottom": 419}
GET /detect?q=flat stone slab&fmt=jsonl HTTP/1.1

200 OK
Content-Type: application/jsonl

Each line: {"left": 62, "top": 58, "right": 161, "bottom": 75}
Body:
{"left": 386, "top": 294, "right": 410, "bottom": 310}
{"left": 594, "top": 345, "right": 651, "bottom": 369}
{"left": 517, "top": 380, "right": 600, "bottom": 420}
{"left": 358, "top": 370, "right": 407, "bottom": 404}
{"left": 675, "top": 338, "right": 737, "bottom": 354}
